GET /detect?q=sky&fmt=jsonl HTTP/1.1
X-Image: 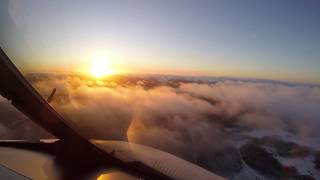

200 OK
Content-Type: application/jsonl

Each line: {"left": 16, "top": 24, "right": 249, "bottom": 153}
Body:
{"left": 0, "top": 0, "right": 320, "bottom": 84}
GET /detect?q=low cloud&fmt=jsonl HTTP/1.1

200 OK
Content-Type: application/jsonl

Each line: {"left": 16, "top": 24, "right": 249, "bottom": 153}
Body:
{"left": 1, "top": 74, "right": 320, "bottom": 165}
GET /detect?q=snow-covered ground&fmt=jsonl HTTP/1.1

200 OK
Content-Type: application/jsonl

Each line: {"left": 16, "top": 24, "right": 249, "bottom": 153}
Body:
{"left": 279, "top": 155, "right": 320, "bottom": 178}
{"left": 239, "top": 129, "right": 320, "bottom": 179}
{"left": 243, "top": 129, "right": 320, "bottom": 149}
{"left": 231, "top": 163, "right": 269, "bottom": 180}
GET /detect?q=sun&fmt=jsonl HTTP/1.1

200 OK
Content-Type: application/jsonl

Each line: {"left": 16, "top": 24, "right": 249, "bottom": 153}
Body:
{"left": 89, "top": 59, "right": 113, "bottom": 78}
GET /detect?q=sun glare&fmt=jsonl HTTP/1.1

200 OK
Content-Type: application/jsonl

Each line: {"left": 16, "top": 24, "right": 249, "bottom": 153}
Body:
{"left": 89, "top": 59, "right": 113, "bottom": 78}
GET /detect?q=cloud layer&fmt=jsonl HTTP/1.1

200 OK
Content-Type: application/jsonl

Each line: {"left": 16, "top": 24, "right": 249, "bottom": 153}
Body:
{"left": 1, "top": 74, "right": 320, "bottom": 170}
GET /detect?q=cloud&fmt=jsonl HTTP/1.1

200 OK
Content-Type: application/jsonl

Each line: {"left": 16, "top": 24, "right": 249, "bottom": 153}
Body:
{"left": 180, "top": 81, "right": 320, "bottom": 130}
{"left": 1, "top": 74, "right": 320, "bottom": 167}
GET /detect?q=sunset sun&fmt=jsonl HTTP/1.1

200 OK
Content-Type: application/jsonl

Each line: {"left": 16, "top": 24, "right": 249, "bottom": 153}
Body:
{"left": 89, "top": 59, "right": 113, "bottom": 78}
